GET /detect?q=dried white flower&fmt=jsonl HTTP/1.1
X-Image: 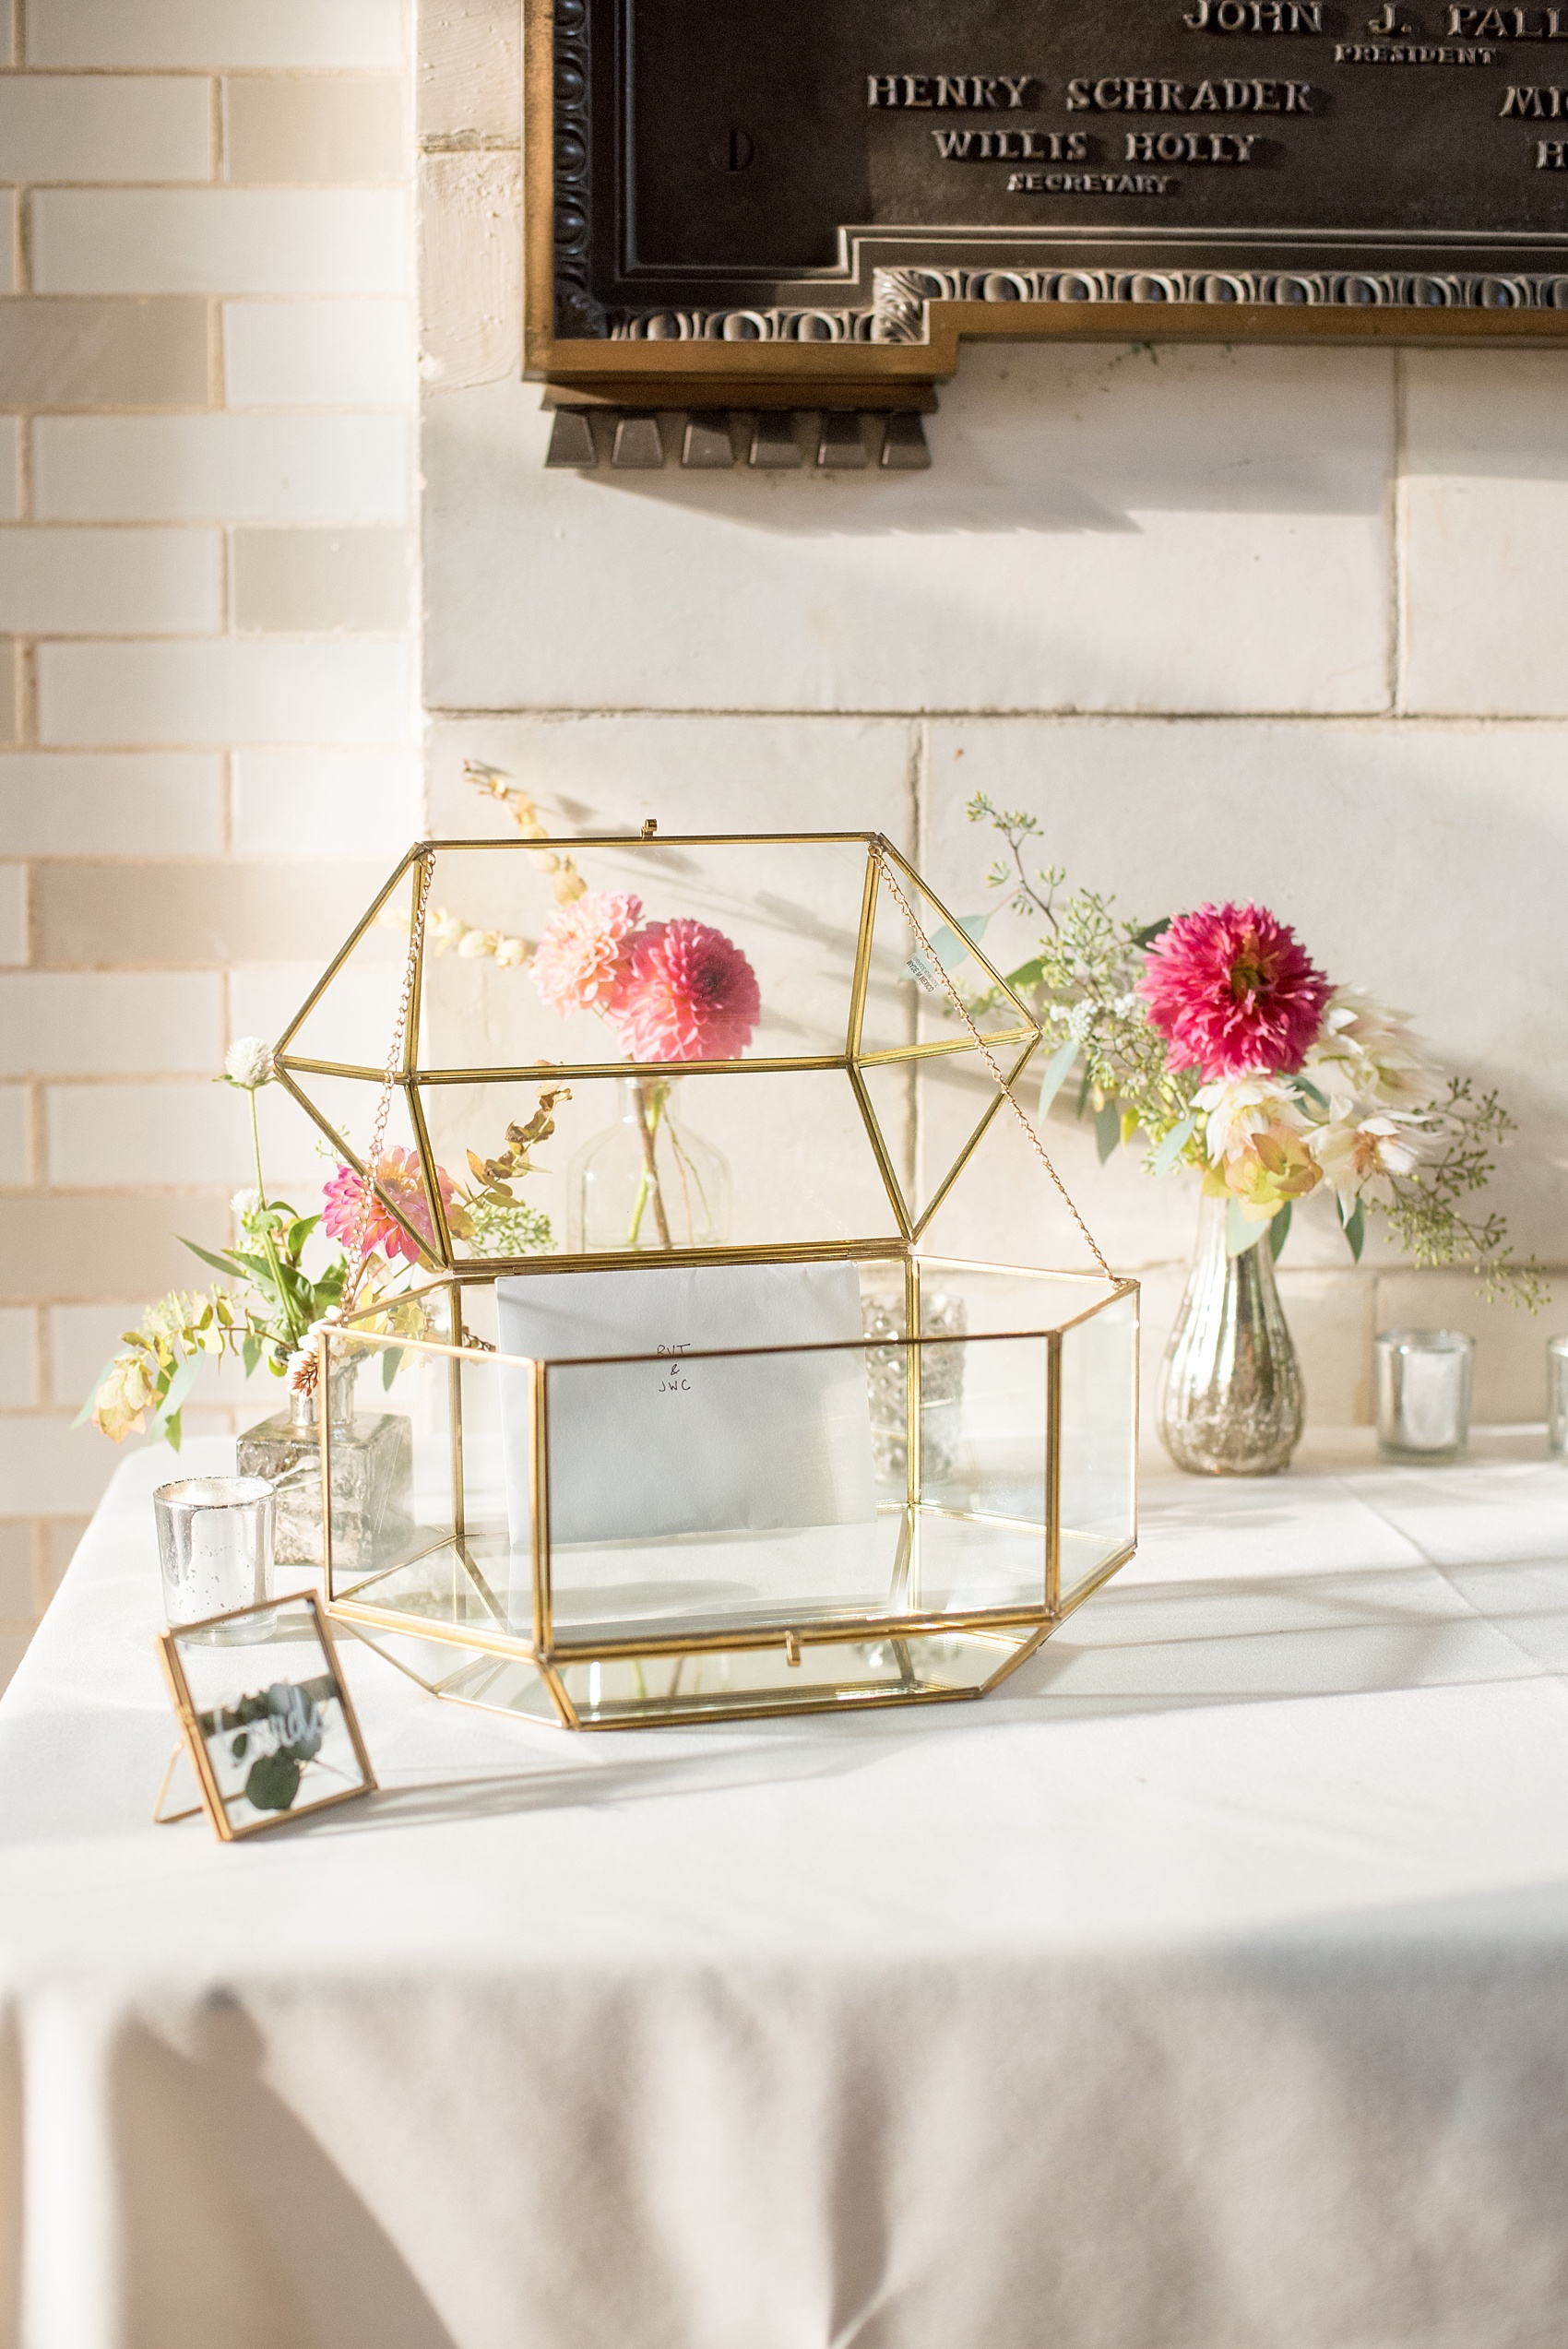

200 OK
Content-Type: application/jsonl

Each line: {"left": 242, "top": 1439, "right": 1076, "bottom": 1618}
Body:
{"left": 225, "top": 1036, "right": 274, "bottom": 1089}
{"left": 231, "top": 1186, "right": 264, "bottom": 1224}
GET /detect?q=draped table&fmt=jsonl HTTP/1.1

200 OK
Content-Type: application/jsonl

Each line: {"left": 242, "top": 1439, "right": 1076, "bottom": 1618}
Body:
{"left": 4, "top": 1431, "right": 1568, "bottom": 2349}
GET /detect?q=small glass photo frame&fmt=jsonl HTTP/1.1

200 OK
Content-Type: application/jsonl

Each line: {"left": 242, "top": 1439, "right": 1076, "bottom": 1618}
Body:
{"left": 156, "top": 1591, "right": 375, "bottom": 1841}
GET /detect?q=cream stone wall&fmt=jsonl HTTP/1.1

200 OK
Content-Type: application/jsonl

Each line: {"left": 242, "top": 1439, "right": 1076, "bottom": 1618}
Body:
{"left": 419, "top": 3, "right": 1564, "bottom": 1451}
{"left": 0, "top": 0, "right": 416, "bottom": 1683}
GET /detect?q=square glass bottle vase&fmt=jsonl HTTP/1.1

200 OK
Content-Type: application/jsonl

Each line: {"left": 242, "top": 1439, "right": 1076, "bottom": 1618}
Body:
{"left": 237, "top": 1375, "right": 414, "bottom": 1571}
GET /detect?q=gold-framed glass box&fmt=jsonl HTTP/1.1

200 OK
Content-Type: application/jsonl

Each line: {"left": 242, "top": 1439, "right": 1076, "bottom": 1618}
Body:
{"left": 278, "top": 831, "right": 1139, "bottom": 1730}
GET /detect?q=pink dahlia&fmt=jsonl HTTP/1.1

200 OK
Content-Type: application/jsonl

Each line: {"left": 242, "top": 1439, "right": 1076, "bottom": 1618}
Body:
{"left": 1138, "top": 902, "right": 1330, "bottom": 1082}
{"left": 610, "top": 919, "right": 761, "bottom": 1062}
{"left": 530, "top": 890, "right": 642, "bottom": 1017}
{"left": 323, "top": 1147, "right": 455, "bottom": 1264}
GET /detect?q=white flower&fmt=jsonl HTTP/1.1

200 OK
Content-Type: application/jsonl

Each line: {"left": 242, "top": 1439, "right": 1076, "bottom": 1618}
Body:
{"left": 1194, "top": 1075, "right": 1308, "bottom": 1168}
{"left": 1303, "top": 989, "right": 1438, "bottom": 1118}
{"left": 225, "top": 1036, "right": 274, "bottom": 1089}
{"left": 231, "top": 1186, "right": 264, "bottom": 1224}
{"left": 1309, "top": 1113, "right": 1425, "bottom": 1214}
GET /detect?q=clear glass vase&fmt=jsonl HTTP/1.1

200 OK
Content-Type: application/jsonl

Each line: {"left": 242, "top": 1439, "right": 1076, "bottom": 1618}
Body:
{"left": 568, "top": 1075, "right": 731, "bottom": 1252}
{"left": 1158, "top": 1194, "right": 1304, "bottom": 1476}
{"left": 236, "top": 1354, "right": 414, "bottom": 1570}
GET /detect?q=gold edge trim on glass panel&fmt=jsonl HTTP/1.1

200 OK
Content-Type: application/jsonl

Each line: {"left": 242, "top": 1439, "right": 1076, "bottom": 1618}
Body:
{"left": 908, "top": 1034, "right": 1041, "bottom": 1246}
{"left": 328, "top": 1599, "right": 534, "bottom": 1662}
{"left": 449, "top": 1282, "right": 467, "bottom": 1550}
{"left": 531, "top": 1358, "right": 552, "bottom": 1659}
{"left": 275, "top": 848, "right": 419, "bottom": 1057}
{"left": 319, "top": 1327, "right": 336, "bottom": 1602}
{"left": 278, "top": 1057, "right": 387, "bottom": 1084}
{"left": 846, "top": 842, "right": 879, "bottom": 1060}
{"left": 420, "top": 832, "right": 883, "bottom": 852}
{"left": 451, "top": 1536, "right": 511, "bottom": 1627}
{"left": 855, "top": 1030, "right": 1036, "bottom": 1068}
{"left": 406, "top": 1081, "right": 455, "bottom": 1268}
{"left": 1046, "top": 1329, "right": 1064, "bottom": 1615}
{"left": 848, "top": 1058, "right": 915, "bottom": 1241}
{"left": 536, "top": 1657, "right": 581, "bottom": 1729}
{"left": 408, "top": 1055, "right": 850, "bottom": 1085}
{"left": 1056, "top": 1538, "right": 1139, "bottom": 1620}
{"left": 914, "top": 1253, "right": 1127, "bottom": 1289}
{"left": 905, "top": 1254, "right": 921, "bottom": 1532}
{"left": 978, "top": 1620, "right": 1058, "bottom": 1697}
{"left": 543, "top": 1603, "right": 1054, "bottom": 1664}
{"left": 564, "top": 1679, "right": 995, "bottom": 1732}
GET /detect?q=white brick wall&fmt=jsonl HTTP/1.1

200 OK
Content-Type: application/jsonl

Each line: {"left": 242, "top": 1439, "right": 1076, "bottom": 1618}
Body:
{"left": 0, "top": 3, "right": 418, "bottom": 1672}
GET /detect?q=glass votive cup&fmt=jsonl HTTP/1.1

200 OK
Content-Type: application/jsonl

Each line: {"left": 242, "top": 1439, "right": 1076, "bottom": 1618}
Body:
{"left": 1375, "top": 1329, "right": 1475, "bottom": 1463}
{"left": 153, "top": 1477, "right": 274, "bottom": 1630}
{"left": 1549, "top": 1335, "right": 1568, "bottom": 1460}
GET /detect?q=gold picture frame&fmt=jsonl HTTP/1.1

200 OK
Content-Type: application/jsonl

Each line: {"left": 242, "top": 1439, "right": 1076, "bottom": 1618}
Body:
{"left": 156, "top": 1592, "right": 377, "bottom": 1841}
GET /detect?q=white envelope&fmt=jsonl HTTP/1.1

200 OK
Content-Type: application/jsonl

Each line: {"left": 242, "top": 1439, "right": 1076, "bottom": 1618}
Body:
{"left": 496, "top": 1261, "right": 878, "bottom": 1547}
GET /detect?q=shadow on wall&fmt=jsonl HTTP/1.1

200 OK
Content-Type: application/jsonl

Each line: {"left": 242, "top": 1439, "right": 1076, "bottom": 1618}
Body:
{"left": 564, "top": 339, "right": 1396, "bottom": 537}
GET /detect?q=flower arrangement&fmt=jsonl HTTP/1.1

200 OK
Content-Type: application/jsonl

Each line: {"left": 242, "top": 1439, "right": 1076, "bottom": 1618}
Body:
{"left": 83, "top": 1038, "right": 566, "bottom": 1447}
{"left": 960, "top": 798, "right": 1543, "bottom": 1304}
{"left": 529, "top": 886, "right": 759, "bottom": 1247}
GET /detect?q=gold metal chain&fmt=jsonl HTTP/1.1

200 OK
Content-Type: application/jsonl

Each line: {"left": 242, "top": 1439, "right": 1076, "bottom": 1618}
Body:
{"left": 347, "top": 850, "right": 434, "bottom": 1292}
{"left": 871, "top": 845, "right": 1113, "bottom": 1279}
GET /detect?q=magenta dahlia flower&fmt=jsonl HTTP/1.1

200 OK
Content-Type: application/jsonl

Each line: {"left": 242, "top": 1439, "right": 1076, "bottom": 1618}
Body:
{"left": 323, "top": 1147, "right": 455, "bottom": 1263}
{"left": 1137, "top": 902, "right": 1330, "bottom": 1081}
{"left": 530, "top": 890, "right": 643, "bottom": 1017}
{"left": 610, "top": 918, "right": 761, "bottom": 1062}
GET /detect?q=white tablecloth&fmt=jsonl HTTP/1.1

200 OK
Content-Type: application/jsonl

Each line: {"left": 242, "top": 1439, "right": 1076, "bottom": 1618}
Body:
{"left": 5, "top": 1433, "right": 1568, "bottom": 2349}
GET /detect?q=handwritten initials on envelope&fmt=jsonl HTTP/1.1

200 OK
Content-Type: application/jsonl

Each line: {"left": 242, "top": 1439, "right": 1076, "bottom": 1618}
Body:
{"left": 496, "top": 1263, "right": 878, "bottom": 1547}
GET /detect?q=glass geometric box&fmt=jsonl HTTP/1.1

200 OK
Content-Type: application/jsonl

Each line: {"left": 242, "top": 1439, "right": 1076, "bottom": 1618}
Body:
{"left": 277, "top": 829, "right": 1139, "bottom": 1730}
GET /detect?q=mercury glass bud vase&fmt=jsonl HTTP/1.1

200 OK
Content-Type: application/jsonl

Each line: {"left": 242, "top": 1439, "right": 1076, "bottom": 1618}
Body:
{"left": 569, "top": 1074, "right": 730, "bottom": 1252}
{"left": 1158, "top": 1193, "right": 1304, "bottom": 1476}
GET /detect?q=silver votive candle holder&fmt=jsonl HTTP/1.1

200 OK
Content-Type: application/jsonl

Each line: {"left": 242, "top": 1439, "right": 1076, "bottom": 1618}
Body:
{"left": 1375, "top": 1329, "right": 1475, "bottom": 1463}
{"left": 1548, "top": 1335, "right": 1568, "bottom": 1460}
{"left": 153, "top": 1476, "right": 274, "bottom": 1629}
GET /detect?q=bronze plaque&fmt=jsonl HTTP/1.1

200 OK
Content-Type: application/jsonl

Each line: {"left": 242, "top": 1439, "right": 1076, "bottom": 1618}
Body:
{"left": 530, "top": 0, "right": 1568, "bottom": 391}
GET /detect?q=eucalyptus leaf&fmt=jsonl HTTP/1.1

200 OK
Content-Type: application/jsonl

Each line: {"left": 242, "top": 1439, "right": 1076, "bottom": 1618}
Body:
{"left": 147, "top": 1354, "right": 200, "bottom": 1442}
{"left": 1036, "top": 1036, "right": 1079, "bottom": 1121}
{"left": 244, "top": 1751, "right": 303, "bottom": 1812}
{"left": 1131, "top": 916, "right": 1172, "bottom": 948}
{"left": 1149, "top": 1113, "right": 1197, "bottom": 1179}
{"left": 1342, "top": 1198, "right": 1366, "bottom": 1262}
{"left": 1095, "top": 1101, "right": 1123, "bottom": 1164}
{"left": 381, "top": 1346, "right": 402, "bottom": 1390}
{"left": 1292, "top": 1074, "right": 1330, "bottom": 1112}
{"left": 241, "top": 1333, "right": 262, "bottom": 1377}
{"left": 1269, "top": 1201, "right": 1293, "bottom": 1262}
{"left": 1005, "top": 956, "right": 1045, "bottom": 991}
{"left": 1226, "top": 1199, "right": 1266, "bottom": 1256}
{"left": 73, "top": 1353, "right": 128, "bottom": 1429}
